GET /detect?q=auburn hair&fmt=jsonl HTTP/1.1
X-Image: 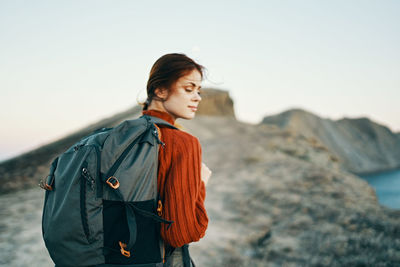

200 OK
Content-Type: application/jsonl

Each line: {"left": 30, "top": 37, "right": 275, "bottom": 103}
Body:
{"left": 143, "top": 53, "right": 205, "bottom": 110}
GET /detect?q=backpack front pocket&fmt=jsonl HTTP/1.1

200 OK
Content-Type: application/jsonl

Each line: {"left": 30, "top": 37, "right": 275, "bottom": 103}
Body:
{"left": 103, "top": 199, "right": 162, "bottom": 265}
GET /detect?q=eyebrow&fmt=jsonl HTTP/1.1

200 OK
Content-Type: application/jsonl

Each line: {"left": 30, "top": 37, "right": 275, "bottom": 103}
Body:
{"left": 186, "top": 82, "right": 202, "bottom": 89}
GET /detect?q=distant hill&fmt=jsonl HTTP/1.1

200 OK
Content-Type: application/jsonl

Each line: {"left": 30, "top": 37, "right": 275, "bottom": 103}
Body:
{"left": 261, "top": 108, "right": 400, "bottom": 174}
{"left": 0, "top": 105, "right": 142, "bottom": 193}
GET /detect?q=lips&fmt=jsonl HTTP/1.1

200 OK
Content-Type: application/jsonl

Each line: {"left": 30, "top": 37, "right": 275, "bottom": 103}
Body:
{"left": 188, "top": 106, "right": 197, "bottom": 111}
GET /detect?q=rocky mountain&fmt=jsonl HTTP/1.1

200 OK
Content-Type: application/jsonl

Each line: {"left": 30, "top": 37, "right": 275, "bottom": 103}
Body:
{"left": 261, "top": 108, "right": 400, "bottom": 174}
{"left": 1, "top": 90, "right": 399, "bottom": 266}
{"left": 195, "top": 88, "right": 236, "bottom": 118}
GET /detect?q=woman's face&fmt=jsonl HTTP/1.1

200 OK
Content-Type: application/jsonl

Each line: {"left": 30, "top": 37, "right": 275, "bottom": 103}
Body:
{"left": 160, "top": 69, "right": 202, "bottom": 120}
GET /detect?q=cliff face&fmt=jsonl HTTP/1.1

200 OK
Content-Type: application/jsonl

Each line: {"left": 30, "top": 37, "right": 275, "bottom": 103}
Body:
{"left": 195, "top": 88, "right": 236, "bottom": 118}
{"left": 261, "top": 108, "right": 400, "bottom": 174}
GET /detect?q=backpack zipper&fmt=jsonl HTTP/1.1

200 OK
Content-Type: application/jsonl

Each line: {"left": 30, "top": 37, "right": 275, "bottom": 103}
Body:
{"left": 82, "top": 167, "right": 95, "bottom": 191}
{"left": 80, "top": 163, "right": 95, "bottom": 243}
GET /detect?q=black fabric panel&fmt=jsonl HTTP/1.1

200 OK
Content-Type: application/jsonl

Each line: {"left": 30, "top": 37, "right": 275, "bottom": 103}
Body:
{"left": 103, "top": 199, "right": 162, "bottom": 265}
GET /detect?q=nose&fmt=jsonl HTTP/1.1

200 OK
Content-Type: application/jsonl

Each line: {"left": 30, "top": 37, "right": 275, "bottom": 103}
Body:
{"left": 193, "top": 92, "right": 202, "bottom": 102}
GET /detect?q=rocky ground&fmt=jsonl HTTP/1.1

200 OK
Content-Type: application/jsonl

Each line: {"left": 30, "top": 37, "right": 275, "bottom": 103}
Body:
{"left": 185, "top": 116, "right": 400, "bottom": 266}
{"left": 0, "top": 188, "right": 52, "bottom": 266}
{"left": 1, "top": 97, "right": 400, "bottom": 266}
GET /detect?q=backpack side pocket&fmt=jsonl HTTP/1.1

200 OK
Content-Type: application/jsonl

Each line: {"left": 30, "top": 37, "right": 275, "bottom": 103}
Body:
{"left": 42, "top": 145, "right": 104, "bottom": 266}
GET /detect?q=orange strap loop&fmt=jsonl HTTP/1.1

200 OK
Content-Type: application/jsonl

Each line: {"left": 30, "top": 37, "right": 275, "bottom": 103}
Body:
{"left": 43, "top": 184, "right": 53, "bottom": 191}
{"left": 154, "top": 124, "right": 162, "bottom": 141}
{"left": 157, "top": 200, "right": 163, "bottom": 216}
{"left": 119, "top": 241, "right": 131, "bottom": 258}
{"left": 106, "top": 176, "right": 120, "bottom": 189}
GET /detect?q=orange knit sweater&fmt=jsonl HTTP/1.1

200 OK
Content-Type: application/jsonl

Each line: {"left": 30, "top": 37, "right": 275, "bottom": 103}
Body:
{"left": 142, "top": 109, "right": 209, "bottom": 248}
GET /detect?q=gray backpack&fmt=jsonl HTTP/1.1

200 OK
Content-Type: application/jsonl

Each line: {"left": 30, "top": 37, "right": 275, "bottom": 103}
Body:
{"left": 41, "top": 115, "right": 177, "bottom": 266}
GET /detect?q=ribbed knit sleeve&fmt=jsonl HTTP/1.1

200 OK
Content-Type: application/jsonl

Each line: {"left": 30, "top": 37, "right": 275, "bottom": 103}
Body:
{"left": 158, "top": 131, "right": 209, "bottom": 248}
{"left": 142, "top": 109, "right": 209, "bottom": 248}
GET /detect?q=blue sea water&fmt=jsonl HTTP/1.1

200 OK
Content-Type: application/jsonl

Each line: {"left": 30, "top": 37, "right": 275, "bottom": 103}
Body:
{"left": 360, "top": 169, "right": 400, "bottom": 210}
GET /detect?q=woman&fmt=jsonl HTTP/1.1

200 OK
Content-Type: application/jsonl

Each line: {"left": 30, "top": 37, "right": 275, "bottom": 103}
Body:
{"left": 141, "top": 53, "right": 212, "bottom": 266}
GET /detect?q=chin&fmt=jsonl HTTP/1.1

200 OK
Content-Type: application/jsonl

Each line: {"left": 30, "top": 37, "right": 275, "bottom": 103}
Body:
{"left": 180, "top": 113, "right": 196, "bottom": 120}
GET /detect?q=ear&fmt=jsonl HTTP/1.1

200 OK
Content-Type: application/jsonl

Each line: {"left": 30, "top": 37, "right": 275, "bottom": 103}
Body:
{"left": 154, "top": 88, "right": 169, "bottom": 100}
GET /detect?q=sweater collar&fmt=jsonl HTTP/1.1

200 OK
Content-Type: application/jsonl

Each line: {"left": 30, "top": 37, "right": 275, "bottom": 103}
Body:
{"left": 142, "top": 109, "right": 176, "bottom": 125}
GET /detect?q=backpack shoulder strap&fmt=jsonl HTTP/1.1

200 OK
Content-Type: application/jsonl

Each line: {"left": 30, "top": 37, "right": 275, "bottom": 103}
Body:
{"left": 140, "top": 115, "right": 179, "bottom": 130}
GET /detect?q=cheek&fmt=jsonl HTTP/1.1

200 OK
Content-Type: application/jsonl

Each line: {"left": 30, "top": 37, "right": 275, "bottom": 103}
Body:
{"left": 169, "top": 91, "right": 189, "bottom": 104}
{"left": 164, "top": 94, "right": 187, "bottom": 111}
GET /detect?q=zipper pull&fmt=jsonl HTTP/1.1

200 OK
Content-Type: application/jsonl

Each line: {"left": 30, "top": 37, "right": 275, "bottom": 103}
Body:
{"left": 82, "top": 168, "right": 95, "bottom": 191}
{"left": 158, "top": 139, "right": 166, "bottom": 148}
{"left": 74, "top": 144, "right": 85, "bottom": 151}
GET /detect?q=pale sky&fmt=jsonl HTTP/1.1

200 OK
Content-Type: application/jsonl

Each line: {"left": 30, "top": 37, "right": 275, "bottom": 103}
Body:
{"left": 1, "top": 0, "right": 399, "bottom": 162}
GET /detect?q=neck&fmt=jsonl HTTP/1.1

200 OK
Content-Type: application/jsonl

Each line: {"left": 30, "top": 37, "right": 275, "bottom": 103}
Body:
{"left": 147, "top": 100, "right": 176, "bottom": 120}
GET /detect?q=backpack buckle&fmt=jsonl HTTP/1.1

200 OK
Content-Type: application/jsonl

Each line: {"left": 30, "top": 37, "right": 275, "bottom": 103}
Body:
{"left": 106, "top": 176, "right": 120, "bottom": 189}
{"left": 119, "top": 241, "right": 131, "bottom": 258}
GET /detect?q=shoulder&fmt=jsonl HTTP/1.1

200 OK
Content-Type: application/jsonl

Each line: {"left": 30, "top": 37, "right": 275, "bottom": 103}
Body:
{"left": 159, "top": 127, "right": 201, "bottom": 149}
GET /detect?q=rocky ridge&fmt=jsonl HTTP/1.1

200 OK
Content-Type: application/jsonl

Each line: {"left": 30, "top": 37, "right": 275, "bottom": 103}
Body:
{"left": 261, "top": 108, "right": 400, "bottom": 174}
